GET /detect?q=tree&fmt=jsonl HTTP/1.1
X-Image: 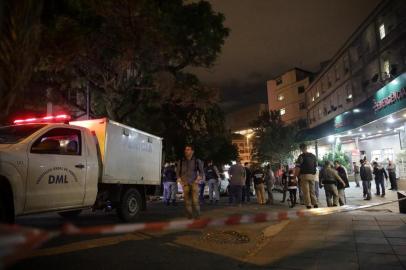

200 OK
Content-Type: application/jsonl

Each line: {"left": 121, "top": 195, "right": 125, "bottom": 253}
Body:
{"left": 0, "top": 0, "right": 43, "bottom": 124}
{"left": 251, "top": 110, "right": 300, "bottom": 164}
{"left": 35, "top": 0, "right": 229, "bottom": 122}
{"left": 320, "top": 144, "right": 351, "bottom": 170}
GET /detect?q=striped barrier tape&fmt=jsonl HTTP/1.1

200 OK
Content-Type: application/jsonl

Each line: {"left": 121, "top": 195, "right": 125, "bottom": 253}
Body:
{"left": 0, "top": 225, "right": 56, "bottom": 270}
{"left": 1, "top": 196, "right": 405, "bottom": 269}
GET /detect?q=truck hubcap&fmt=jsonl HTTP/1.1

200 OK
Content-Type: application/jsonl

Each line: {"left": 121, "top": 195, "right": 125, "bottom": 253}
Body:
{"left": 128, "top": 197, "right": 138, "bottom": 214}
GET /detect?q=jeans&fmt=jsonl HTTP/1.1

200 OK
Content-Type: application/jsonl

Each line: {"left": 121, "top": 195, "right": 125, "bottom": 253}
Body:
{"left": 362, "top": 180, "right": 371, "bottom": 199}
{"left": 265, "top": 181, "right": 274, "bottom": 204}
{"left": 198, "top": 182, "right": 205, "bottom": 203}
{"left": 324, "top": 184, "right": 339, "bottom": 207}
{"left": 300, "top": 174, "right": 317, "bottom": 207}
{"left": 242, "top": 184, "right": 251, "bottom": 202}
{"left": 375, "top": 179, "right": 385, "bottom": 195}
{"left": 229, "top": 185, "right": 243, "bottom": 205}
{"left": 314, "top": 181, "right": 319, "bottom": 200}
{"left": 338, "top": 188, "right": 346, "bottom": 205}
{"left": 164, "top": 182, "right": 177, "bottom": 202}
{"left": 354, "top": 173, "right": 361, "bottom": 187}
{"left": 288, "top": 188, "right": 297, "bottom": 207}
{"left": 208, "top": 179, "right": 220, "bottom": 201}
{"left": 255, "top": 183, "right": 266, "bottom": 204}
{"left": 389, "top": 172, "right": 397, "bottom": 190}
{"left": 183, "top": 182, "right": 200, "bottom": 219}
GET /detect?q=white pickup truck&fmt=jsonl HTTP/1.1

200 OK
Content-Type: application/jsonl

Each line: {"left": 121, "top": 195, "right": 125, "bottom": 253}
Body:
{"left": 0, "top": 116, "right": 162, "bottom": 223}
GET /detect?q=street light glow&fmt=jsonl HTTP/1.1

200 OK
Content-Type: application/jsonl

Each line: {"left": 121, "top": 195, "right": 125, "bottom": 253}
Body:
{"left": 327, "top": 135, "right": 335, "bottom": 143}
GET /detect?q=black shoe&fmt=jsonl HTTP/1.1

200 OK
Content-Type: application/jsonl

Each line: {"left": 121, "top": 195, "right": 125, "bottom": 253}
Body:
{"left": 306, "top": 206, "right": 312, "bottom": 209}
{"left": 313, "top": 205, "right": 318, "bottom": 208}
{"left": 381, "top": 194, "right": 385, "bottom": 197}
{"left": 375, "top": 193, "right": 380, "bottom": 196}
{"left": 332, "top": 204, "right": 338, "bottom": 207}
{"left": 389, "top": 188, "right": 393, "bottom": 190}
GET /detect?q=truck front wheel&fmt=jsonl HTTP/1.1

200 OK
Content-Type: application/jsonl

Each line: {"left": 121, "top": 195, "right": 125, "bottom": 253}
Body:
{"left": 117, "top": 188, "right": 142, "bottom": 222}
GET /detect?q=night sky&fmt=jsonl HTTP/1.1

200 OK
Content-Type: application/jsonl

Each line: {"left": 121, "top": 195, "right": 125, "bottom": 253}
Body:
{"left": 191, "top": 0, "right": 381, "bottom": 113}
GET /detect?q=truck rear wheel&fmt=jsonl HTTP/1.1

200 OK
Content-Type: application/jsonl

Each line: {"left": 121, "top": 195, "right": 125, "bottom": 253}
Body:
{"left": 117, "top": 188, "right": 142, "bottom": 222}
{"left": 58, "top": 210, "right": 82, "bottom": 219}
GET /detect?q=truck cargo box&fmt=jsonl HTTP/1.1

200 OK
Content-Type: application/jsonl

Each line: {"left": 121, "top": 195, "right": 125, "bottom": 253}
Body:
{"left": 71, "top": 118, "right": 162, "bottom": 185}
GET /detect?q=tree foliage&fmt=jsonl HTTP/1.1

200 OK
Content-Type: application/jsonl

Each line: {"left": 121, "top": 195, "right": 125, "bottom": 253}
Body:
{"left": 320, "top": 144, "right": 351, "bottom": 170}
{"left": 0, "top": 0, "right": 43, "bottom": 123}
{"left": 251, "top": 110, "right": 300, "bottom": 164}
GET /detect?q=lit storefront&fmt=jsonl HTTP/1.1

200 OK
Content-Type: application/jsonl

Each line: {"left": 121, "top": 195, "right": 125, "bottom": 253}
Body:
{"left": 298, "top": 72, "right": 406, "bottom": 177}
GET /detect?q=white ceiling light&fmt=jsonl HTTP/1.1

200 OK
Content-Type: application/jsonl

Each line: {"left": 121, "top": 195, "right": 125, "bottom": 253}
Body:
{"left": 359, "top": 128, "right": 363, "bottom": 132}
{"left": 347, "top": 131, "right": 352, "bottom": 135}
{"left": 353, "top": 109, "right": 360, "bottom": 113}
{"left": 327, "top": 135, "right": 335, "bottom": 143}
{"left": 387, "top": 117, "right": 396, "bottom": 123}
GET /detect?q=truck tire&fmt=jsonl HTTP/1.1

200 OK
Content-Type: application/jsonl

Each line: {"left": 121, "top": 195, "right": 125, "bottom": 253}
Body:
{"left": 0, "top": 199, "right": 7, "bottom": 223}
{"left": 58, "top": 210, "right": 82, "bottom": 219}
{"left": 117, "top": 188, "right": 142, "bottom": 222}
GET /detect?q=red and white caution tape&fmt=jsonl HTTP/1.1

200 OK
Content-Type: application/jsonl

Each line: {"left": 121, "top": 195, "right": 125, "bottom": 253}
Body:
{"left": 0, "top": 225, "right": 56, "bottom": 269}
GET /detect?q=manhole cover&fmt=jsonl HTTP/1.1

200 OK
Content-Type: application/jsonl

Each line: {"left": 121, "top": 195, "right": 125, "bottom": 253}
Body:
{"left": 202, "top": 230, "right": 250, "bottom": 244}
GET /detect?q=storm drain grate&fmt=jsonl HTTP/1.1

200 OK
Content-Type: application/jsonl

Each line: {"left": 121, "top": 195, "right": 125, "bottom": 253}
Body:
{"left": 202, "top": 230, "right": 250, "bottom": 244}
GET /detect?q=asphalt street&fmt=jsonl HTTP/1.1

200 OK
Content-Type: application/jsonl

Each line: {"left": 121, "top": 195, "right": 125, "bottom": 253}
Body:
{"left": 10, "top": 182, "right": 406, "bottom": 270}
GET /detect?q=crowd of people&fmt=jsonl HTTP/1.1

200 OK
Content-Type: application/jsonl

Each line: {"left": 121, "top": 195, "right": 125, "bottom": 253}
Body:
{"left": 163, "top": 143, "right": 399, "bottom": 219}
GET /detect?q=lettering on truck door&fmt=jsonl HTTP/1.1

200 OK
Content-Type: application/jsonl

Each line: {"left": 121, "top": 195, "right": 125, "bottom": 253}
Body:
{"left": 25, "top": 127, "right": 87, "bottom": 212}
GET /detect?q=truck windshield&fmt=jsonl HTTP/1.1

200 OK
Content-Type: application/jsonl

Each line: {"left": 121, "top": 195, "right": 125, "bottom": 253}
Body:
{"left": 0, "top": 124, "right": 45, "bottom": 144}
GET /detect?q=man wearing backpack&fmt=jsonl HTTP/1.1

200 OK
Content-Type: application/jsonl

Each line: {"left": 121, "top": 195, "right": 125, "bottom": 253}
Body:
{"left": 205, "top": 160, "right": 221, "bottom": 205}
{"left": 295, "top": 143, "right": 318, "bottom": 209}
{"left": 177, "top": 144, "right": 204, "bottom": 219}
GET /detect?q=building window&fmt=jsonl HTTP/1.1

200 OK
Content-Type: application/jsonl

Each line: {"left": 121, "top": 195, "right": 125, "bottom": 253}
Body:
{"left": 312, "top": 96, "right": 315, "bottom": 102}
{"left": 297, "top": 86, "right": 305, "bottom": 94}
{"left": 316, "top": 91, "right": 320, "bottom": 98}
{"left": 299, "top": 102, "right": 306, "bottom": 110}
{"left": 280, "top": 108, "right": 286, "bottom": 115}
{"left": 277, "top": 94, "right": 284, "bottom": 101}
{"left": 276, "top": 77, "right": 283, "bottom": 85}
{"left": 379, "top": 24, "right": 386, "bottom": 40}
{"left": 383, "top": 60, "right": 390, "bottom": 76}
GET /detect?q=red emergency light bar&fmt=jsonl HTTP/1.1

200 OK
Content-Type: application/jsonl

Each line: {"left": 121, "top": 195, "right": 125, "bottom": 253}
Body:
{"left": 13, "top": 114, "right": 71, "bottom": 125}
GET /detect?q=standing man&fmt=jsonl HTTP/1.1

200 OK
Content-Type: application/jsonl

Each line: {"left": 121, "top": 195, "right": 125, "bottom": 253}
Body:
{"left": 372, "top": 161, "right": 388, "bottom": 197}
{"left": 334, "top": 160, "right": 350, "bottom": 206}
{"left": 295, "top": 143, "right": 318, "bottom": 209}
{"left": 177, "top": 144, "right": 204, "bottom": 219}
{"left": 319, "top": 161, "right": 345, "bottom": 207}
{"left": 242, "top": 162, "right": 252, "bottom": 203}
{"left": 252, "top": 165, "right": 266, "bottom": 205}
{"left": 353, "top": 162, "right": 361, "bottom": 187}
{"left": 387, "top": 159, "right": 398, "bottom": 191}
{"left": 205, "top": 160, "right": 220, "bottom": 205}
{"left": 360, "top": 159, "right": 373, "bottom": 200}
{"left": 228, "top": 158, "right": 246, "bottom": 206}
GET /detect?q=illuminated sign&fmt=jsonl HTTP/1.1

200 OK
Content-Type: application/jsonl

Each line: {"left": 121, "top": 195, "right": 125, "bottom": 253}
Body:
{"left": 373, "top": 87, "right": 406, "bottom": 112}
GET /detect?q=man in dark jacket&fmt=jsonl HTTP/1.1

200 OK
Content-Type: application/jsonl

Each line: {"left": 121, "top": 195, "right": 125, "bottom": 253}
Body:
{"left": 319, "top": 161, "right": 346, "bottom": 207}
{"left": 334, "top": 160, "right": 350, "bottom": 206}
{"left": 295, "top": 143, "right": 318, "bottom": 209}
{"left": 360, "top": 159, "right": 373, "bottom": 200}
{"left": 372, "top": 161, "right": 388, "bottom": 197}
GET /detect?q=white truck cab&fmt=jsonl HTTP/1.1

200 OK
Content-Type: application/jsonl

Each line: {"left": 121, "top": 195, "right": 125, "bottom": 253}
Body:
{"left": 0, "top": 115, "right": 162, "bottom": 223}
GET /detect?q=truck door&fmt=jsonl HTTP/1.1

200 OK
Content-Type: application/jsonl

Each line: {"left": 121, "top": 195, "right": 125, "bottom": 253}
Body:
{"left": 25, "top": 127, "right": 87, "bottom": 212}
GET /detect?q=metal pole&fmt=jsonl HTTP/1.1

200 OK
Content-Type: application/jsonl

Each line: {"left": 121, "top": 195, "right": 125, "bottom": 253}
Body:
{"left": 86, "top": 84, "right": 90, "bottom": 119}
{"left": 315, "top": 140, "right": 319, "bottom": 165}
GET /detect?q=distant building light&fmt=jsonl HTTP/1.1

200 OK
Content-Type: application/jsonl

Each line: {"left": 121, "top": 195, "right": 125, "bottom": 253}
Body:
{"left": 280, "top": 108, "right": 286, "bottom": 115}
{"left": 353, "top": 109, "right": 360, "bottom": 113}
{"left": 277, "top": 94, "right": 284, "bottom": 101}
{"left": 347, "top": 94, "right": 353, "bottom": 99}
{"left": 379, "top": 24, "right": 386, "bottom": 39}
{"left": 359, "top": 128, "right": 363, "bottom": 132}
{"left": 316, "top": 92, "right": 320, "bottom": 98}
{"left": 328, "top": 135, "right": 335, "bottom": 143}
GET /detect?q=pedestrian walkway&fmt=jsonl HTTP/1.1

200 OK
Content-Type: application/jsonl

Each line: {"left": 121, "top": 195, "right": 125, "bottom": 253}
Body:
{"left": 239, "top": 183, "right": 406, "bottom": 269}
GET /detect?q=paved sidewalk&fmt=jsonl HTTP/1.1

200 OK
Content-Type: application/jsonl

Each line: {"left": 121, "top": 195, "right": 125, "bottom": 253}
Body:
{"left": 239, "top": 181, "right": 406, "bottom": 269}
